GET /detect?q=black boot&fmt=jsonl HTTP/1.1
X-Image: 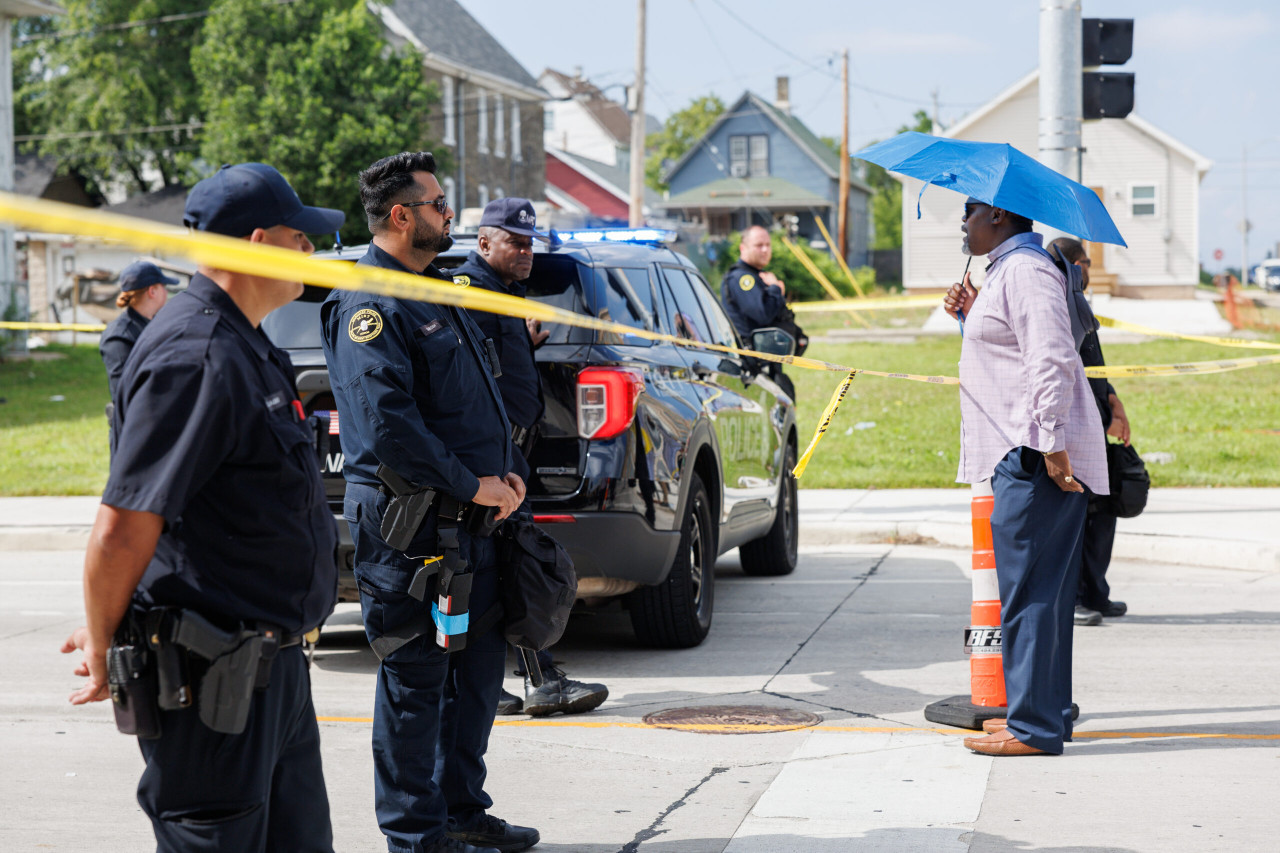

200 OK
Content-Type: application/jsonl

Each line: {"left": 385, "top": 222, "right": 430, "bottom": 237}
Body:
{"left": 522, "top": 666, "right": 608, "bottom": 717}
{"left": 448, "top": 814, "right": 540, "bottom": 853}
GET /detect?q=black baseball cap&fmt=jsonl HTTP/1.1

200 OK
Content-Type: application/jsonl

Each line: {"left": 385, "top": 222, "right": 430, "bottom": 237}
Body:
{"left": 183, "top": 163, "right": 345, "bottom": 237}
{"left": 118, "top": 260, "right": 179, "bottom": 292}
{"left": 479, "top": 197, "right": 549, "bottom": 242}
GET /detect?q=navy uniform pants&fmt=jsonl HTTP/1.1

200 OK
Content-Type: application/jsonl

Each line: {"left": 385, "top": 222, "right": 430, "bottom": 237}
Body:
{"left": 346, "top": 484, "right": 506, "bottom": 853}
{"left": 1077, "top": 506, "right": 1118, "bottom": 610}
{"left": 990, "top": 447, "right": 1088, "bottom": 755}
{"left": 136, "top": 647, "right": 333, "bottom": 852}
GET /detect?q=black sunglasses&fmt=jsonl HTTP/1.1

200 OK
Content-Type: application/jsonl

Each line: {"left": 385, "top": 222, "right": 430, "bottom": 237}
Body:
{"left": 963, "top": 202, "right": 989, "bottom": 220}
{"left": 379, "top": 195, "right": 449, "bottom": 221}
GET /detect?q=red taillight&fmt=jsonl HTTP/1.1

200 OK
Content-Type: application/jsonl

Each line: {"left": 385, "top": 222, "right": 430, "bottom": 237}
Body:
{"left": 533, "top": 514, "right": 577, "bottom": 523}
{"left": 576, "top": 367, "right": 643, "bottom": 439}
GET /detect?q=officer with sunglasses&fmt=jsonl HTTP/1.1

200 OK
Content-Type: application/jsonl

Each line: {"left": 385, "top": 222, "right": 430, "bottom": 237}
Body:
{"left": 321, "top": 152, "right": 536, "bottom": 853}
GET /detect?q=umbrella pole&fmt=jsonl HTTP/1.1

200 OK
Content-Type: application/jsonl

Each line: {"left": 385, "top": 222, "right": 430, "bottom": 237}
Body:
{"left": 956, "top": 256, "right": 972, "bottom": 334}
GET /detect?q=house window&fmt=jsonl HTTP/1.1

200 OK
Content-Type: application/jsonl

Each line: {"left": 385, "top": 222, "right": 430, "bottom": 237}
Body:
{"left": 511, "top": 103, "right": 522, "bottom": 161}
{"left": 729, "top": 135, "right": 748, "bottom": 177}
{"left": 443, "top": 177, "right": 456, "bottom": 213}
{"left": 543, "top": 107, "right": 554, "bottom": 132}
{"left": 494, "top": 93, "right": 505, "bottom": 159}
{"left": 441, "top": 77, "right": 456, "bottom": 146}
{"left": 477, "top": 89, "right": 489, "bottom": 154}
{"left": 478, "top": 184, "right": 489, "bottom": 208}
{"left": 1130, "top": 184, "right": 1157, "bottom": 217}
{"left": 749, "top": 135, "right": 769, "bottom": 177}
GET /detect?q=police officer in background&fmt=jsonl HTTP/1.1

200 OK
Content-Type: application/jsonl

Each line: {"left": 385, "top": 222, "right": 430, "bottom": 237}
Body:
{"left": 452, "top": 197, "right": 609, "bottom": 718}
{"left": 321, "top": 152, "right": 537, "bottom": 853}
{"left": 720, "top": 224, "right": 805, "bottom": 398}
{"left": 65, "top": 163, "right": 343, "bottom": 851}
{"left": 99, "top": 260, "right": 176, "bottom": 400}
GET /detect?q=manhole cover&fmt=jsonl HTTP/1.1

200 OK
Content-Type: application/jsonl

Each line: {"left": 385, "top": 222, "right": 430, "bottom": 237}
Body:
{"left": 642, "top": 705, "right": 822, "bottom": 735}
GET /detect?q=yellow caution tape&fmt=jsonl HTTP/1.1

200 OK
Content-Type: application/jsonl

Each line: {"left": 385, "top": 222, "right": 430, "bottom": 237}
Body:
{"left": 793, "top": 371, "right": 856, "bottom": 478}
{"left": 1087, "top": 353, "right": 1280, "bottom": 378}
{"left": 778, "top": 234, "right": 870, "bottom": 328}
{"left": 1095, "top": 315, "right": 1280, "bottom": 350}
{"left": 812, "top": 215, "right": 867, "bottom": 298}
{"left": 1, "top": 320, "right": 107, "bottom": 332}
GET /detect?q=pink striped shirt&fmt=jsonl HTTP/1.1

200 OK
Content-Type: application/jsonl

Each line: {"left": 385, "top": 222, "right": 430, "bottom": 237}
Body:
{"left": 957, "top": 232, "right": 1108, "bottom": 493}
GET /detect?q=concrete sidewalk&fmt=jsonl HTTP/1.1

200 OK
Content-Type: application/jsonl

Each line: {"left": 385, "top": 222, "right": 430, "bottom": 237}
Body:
{"left": 3, "top": 488, "right": 1278, "bottom": 571}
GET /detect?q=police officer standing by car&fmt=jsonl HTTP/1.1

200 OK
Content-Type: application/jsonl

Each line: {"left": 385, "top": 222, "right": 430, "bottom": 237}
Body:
{"left": 452, "top": 197, "right": 609, "bottom": 718}
{"left": 65, "top": 163, "right": 343, "bottom": 852}
{"left": 321, "top": 152, "right": 538, "bottom": 853}
{"left": 720, "top": 224, "right": 805, "bottom": 398}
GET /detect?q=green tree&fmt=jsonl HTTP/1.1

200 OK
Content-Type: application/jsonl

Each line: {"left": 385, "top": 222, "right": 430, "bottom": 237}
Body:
{"left": 863, "top": 110, "right": 933, "bottom": 250}
{"left": 192, "top": 0, "right": 442, "bottom": 246}
{"left": 14, "top": 1, "right": 212, "bottom": 195}
{"left": 645, "top": 94, "right": 725, "bottom": 193}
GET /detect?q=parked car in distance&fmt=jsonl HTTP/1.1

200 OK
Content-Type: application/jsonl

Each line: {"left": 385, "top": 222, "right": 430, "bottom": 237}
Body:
{"left": 261, "top": 229, "right": 799, "bottom": 648}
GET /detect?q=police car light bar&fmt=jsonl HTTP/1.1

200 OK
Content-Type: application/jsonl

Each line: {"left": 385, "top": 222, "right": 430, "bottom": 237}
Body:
{"left": 554, "top": 228, "right": 678, "bottom": 245}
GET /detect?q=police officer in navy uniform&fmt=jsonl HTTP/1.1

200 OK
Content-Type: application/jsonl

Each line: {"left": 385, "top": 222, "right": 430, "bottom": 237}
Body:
{"left": 99, "top": 260, "right": 176, "bottom": 400}
{"left": 321, "top": 152, "right": 538, "bottom": 853}
{"left": 452, "top": 197, "right": 609, "bottom": 718}
{"left": 720, "top": 224, "right": 803, "bottom": 398}
{"left": 65, "top": 163, "right": 343, "bottom": 852}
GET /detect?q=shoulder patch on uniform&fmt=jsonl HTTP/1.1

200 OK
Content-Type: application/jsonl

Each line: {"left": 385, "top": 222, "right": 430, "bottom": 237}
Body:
{"left": 452, "top": 274, "right": 471, "bottom": 288}
{"left": 739, "top": 274, "right": 756, "bottom": 291}
{"left": 348, "top": 308, "right": 384, "bottom": 343}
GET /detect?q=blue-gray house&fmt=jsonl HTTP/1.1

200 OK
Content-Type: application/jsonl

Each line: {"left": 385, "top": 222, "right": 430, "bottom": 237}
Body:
{"left": 659, "top": 88, "right": 872, "bottom": 266}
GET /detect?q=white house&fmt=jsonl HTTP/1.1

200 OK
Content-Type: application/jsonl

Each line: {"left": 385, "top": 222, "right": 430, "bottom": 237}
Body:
{"left": 899, "top": 71, "right": 1212, "bottom": 298}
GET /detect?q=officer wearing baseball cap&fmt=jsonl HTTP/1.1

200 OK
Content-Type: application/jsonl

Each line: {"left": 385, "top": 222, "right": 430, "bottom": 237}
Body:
{"left": 453, "top": 199, "right": 610, "bottom": 719}
{"left": 67, "top": 163, "right": 344, "bottom": 852}
{"left": 99, "top": 261, "right": 178, "bottom": 403}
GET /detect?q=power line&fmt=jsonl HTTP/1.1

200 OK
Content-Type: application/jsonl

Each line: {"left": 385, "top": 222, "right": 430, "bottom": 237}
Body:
{"left": 16, "top": 122, "right": 205, "bottom": 143}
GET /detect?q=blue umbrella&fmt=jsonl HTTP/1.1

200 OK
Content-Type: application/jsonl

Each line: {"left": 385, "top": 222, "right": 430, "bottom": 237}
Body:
{"left": 855, "top": 131, "right": 1127, "bottom": 247}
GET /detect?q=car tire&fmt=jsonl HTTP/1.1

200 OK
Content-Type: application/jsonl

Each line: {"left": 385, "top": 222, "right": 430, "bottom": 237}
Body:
{"left": 628, "top": 473, "right": 715, "bottom": 648}
{"left": 739, "top": 444, "right": 798, "bottom": 577}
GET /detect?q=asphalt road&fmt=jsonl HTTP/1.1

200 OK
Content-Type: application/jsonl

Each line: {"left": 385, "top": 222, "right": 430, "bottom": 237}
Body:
{"left": 4, "top": 544, "right": 1279, "bottom": 852}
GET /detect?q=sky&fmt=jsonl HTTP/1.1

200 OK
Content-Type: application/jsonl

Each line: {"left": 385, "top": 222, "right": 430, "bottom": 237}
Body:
{"left": 460, "top": 0, "right": 1279, "bottom": 273}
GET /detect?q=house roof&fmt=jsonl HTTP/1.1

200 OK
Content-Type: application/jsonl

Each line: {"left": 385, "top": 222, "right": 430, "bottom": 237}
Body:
{"left": 540, "top": 68, "right": 632, "bottom": 144}
{"left": 666, "top": 91, "right": 872, "bottom": 194}
{"left": 374, "top": 0, "right": 544, "bottom": 99}
{"left": 15, "top": 154, "right": 58, "bottom": 197}
{"left": 661, "top": 176, "right": 830, "bottom": 210}
{"left": 106, "top": 185, "right": 189, "bottom": 226}
{"left": 547, "top": 146, "right": 660, "bottom": 206}
{"left": 942, "top": 69, "right": 1213, "bottom": 174}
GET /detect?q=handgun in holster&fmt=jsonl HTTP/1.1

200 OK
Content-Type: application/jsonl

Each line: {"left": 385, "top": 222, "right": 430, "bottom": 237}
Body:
{"left": 377, "top": 463, "right": 437, "bottom": 552}
{"left": 169, "top": 609, "right": 272, "bottom": 735}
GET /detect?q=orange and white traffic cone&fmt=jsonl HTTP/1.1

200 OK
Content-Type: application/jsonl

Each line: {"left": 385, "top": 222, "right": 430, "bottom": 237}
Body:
{"left": 924, "top": 480, "right": 1007, "bottom": 729}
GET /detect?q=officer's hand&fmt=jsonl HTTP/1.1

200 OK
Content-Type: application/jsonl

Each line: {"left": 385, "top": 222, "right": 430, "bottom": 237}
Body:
{"left": 473, "top": 475, "right": 521, "bottom": 520}
{"left": 1107, "top": 393, "right": 1131, "bottom": 446}
{"left": 61, "top": 626, "right": 91, "bottom": 677}
{"left": 1043, "top": 450, "right": 1085, "bottom": 493}
{"left": 526, "top": 318, "right": 549, "bottom": 348}
{"left": 760, "top": 271, "right": 786, "bottom": 295}
{"left": 504, "top": 472, "right": 526, "bottom": 505}
{"left": 944, "top": 272, "right": 978, "bottom": 320}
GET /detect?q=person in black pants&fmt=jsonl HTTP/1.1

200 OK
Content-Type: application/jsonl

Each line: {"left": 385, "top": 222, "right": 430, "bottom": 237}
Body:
{"left": 1049, "top": 238, "right": 1131, "bottom": 626}
{"left": 453, "top": 197, "right": 609, "bottom": 718}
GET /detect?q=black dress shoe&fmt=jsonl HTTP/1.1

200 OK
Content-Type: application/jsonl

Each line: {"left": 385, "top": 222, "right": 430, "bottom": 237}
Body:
{"left": 523, "top": 667, "right": 608, "bottom": 717}
{"left": 1074, "top": 605, "right": 1102, "bottom": 626}
{"left": 496, "top": 688, "right": 523, "bottom": 715}
{"left": 1096, "top": 600, "right": 1127, "bottom": 617}
{"left": 447, "top": 814, "right": 539, "bottom": 853}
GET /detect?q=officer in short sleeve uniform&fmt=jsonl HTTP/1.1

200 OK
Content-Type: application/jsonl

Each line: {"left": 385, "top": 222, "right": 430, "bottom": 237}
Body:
{"left": 92, "top": 163, "right": 343, "bottom": 851}
{"left": 321, "top": 153, "right": 537, "bottom": 853}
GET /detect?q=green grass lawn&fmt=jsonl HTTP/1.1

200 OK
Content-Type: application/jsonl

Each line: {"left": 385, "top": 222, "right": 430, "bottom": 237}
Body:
{"left": 4, "top": 338, "right": 1280, "bottom": 495}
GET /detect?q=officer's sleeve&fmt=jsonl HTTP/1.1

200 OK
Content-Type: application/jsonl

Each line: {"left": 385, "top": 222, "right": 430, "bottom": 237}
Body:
{"left": 101, "top": 358, "right": 236, "bottom": 523}
{"left": 98, "top": 337, "right": 131, "bottom": 398}
{"left": 325, "top": 303, "right": 481, "bottom": 502}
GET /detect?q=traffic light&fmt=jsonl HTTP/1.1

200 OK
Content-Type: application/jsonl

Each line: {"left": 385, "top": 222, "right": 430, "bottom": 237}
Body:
{"left": 1082, "top": 18, "right": 1134, "bottom": 120}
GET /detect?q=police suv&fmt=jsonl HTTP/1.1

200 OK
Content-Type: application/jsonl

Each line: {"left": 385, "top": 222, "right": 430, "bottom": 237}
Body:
{"left": 262, "top": 229, "right": 799, "bottom": 648}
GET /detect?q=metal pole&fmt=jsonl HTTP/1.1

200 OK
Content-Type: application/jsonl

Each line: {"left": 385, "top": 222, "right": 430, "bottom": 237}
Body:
{"left": 1241, "top": 143, "right": 1249, "bottom": 286}
{"left": 0, "top": 18, "right": 18, "bottom": 353}
{"left": 1038, "top": 0, "right": 1082, "bottom": 183}
{"left": 837, "top": 50, "right": 849, "bottom": 261}
{"left": 628, "top": 0, "right": 647, "bottom": 227}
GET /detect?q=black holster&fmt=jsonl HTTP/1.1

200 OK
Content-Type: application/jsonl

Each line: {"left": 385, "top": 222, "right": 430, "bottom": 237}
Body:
{"left": 107, "top": 609, "right": 162, "bottom": 739}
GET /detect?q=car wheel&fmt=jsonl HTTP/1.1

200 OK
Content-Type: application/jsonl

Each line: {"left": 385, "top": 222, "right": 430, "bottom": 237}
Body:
{"left": 739, "top": 444, "right": 798, "bottom": 577}
{"left": 628, "top": 473, "right": 715, "bottom": 648}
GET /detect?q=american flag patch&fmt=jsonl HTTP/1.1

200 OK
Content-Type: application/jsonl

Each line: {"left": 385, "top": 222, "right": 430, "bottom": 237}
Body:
{"left": 328, "top": 410, "right": 340, "bottom": 435}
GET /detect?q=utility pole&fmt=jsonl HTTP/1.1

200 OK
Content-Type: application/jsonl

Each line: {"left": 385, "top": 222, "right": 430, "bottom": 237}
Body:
{"left": 628, "top": 0, "right": 647, "bottom": 227}
{"left": 930, "top": 88, "right": 940, "bottom": 134}
{"left": 1039, "top": 0, "right": 1083, "bottom": 183}
{"left": 1241, "top": 143, "right": 1250, "bottom": 285}
{"left": 837, "top": 49, "right": 849, "bottom": 260}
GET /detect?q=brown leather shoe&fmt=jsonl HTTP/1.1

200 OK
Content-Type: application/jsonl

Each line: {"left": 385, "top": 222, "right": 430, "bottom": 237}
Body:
{"left": 982, "top": 717, "right": 1008, "bottom": 734}
{"left": 964, "top": 730, "right": 1051, "bottom": 756}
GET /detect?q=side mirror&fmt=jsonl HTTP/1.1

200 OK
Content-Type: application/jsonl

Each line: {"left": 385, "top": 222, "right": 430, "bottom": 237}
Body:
{"left": 750, "top": 327, "right": 797, "bottom": 357}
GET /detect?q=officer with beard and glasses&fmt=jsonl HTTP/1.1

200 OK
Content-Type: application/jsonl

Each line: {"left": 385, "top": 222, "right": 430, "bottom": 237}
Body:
{"left": 321, "top": 152, "right": 537, "bottom": 853}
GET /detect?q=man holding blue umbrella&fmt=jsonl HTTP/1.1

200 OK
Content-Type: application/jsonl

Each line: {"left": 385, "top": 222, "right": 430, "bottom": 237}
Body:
{"left": 943, "top": 198, "right": 1107, "bottom": 757}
